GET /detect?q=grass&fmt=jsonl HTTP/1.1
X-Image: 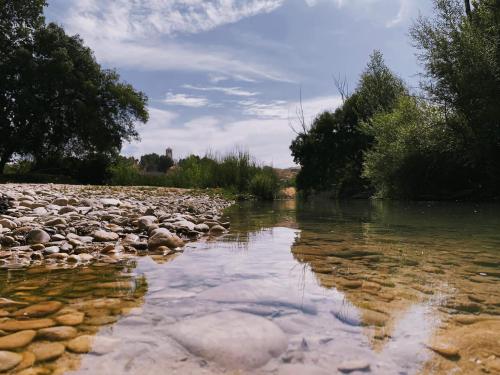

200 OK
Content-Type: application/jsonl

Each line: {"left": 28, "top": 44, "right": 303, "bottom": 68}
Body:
{"left": 108, "top": 150, "right": 281, "bottom": 200}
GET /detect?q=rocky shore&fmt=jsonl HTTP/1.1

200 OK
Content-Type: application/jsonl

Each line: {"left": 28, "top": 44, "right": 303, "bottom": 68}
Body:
{"left": 0, "top": 184, "right": 232, "bottom": 270}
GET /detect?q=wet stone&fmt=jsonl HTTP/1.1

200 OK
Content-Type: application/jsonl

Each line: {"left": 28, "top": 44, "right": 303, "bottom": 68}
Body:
{"left": 0, "top": 319, "right": 55, "bottom": 332}
{"left": 55, "top": 312, "right": 85, "bottom": 326}
{"left": 37, "top": 326, "right": 77, "bottom": 341}
{"left": 14, "top": 301, "right": 62, "bottom": 318}
{"left": 338, "top": 360, "right": 371, "bottom": 373}
{"left": 0, "top": 330, "right": 36, "bottom": 350}
{"left": 28, "top": 342, "right": 65, "bottom": 362}
{"left": 0, "top": 350, "right": 22, "bottom": 372}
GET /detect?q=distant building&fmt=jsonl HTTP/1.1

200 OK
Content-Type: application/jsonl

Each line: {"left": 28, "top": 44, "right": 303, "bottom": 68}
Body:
{"left": 165, "top": 148, "right": 173, "bottom": 160}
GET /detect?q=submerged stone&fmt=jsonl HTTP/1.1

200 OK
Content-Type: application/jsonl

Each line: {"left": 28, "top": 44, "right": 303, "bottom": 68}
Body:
{"left": 0, "top": 351, "right": 22, "bottom": 372}
{"left": 167, "top": 311, "right": 288, "bottom": 370}
{"left": 0, "top": 330, "right": 36, "bottom": 350}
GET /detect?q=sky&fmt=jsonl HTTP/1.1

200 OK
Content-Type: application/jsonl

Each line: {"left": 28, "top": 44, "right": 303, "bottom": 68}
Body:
{"left": 45, "top": 0, "right": 433, "bottom": 168}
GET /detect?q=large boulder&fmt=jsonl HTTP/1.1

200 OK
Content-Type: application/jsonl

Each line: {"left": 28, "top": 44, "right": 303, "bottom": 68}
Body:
{"left": 166, "top": 311, "right": 288, "bottom": 369}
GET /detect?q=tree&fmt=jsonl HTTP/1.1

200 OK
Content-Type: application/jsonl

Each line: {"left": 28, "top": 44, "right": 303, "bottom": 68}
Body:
{"left": 0, "top": 1, "right": 148, "bottom": 176}
{"left": 290, "top": 51, "right": 407, "bottom": 196}
{"left": 139, "top": 152, "right": 174, "bottom": 173}
{"left": 410, "top": 0, "right": 500, "bottom": 196}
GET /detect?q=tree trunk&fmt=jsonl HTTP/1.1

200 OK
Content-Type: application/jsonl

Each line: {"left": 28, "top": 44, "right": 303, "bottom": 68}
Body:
{"left": 464, "top": 0, "right": 472, "bottom": 18}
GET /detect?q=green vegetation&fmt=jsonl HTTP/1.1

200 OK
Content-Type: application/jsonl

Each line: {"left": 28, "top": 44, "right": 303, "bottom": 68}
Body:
{"left": 108, "top": 151, "right": 280, "bottom": 200}
{"left": 0, "top": 0, "right": 148, "bottom": 182}
{"left": 291, "top": 0, "right": 500, "bottom": 200}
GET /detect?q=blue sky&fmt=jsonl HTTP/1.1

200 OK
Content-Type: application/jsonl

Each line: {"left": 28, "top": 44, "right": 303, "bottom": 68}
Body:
{"left": 45, "top": 0, "right": 433, "bottom": 167}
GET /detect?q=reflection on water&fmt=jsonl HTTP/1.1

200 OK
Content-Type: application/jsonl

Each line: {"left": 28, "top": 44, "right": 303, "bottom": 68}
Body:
{"left": 0, "top": 199, "right": 499, "bottom": 374}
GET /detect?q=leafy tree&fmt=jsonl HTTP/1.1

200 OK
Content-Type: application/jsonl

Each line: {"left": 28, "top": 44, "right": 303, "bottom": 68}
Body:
{"left": 410, "top": 0, "right": 500, "bottom": 195}
{"left": 362, "top": 96, "right": 472, "bottom": 199}
{"left": 0, "top": 1, "right": 148, "bottom": 177}
{"left": 290, "top": 51, "right": 407, "bottom": 196}
{"left": 139, "top": 152, "right": 174, "bottom": 173}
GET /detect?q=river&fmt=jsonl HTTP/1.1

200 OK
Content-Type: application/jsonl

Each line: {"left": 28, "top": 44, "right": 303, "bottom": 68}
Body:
{"left": 1, "top": 199, "right": 499, "bottom": 374}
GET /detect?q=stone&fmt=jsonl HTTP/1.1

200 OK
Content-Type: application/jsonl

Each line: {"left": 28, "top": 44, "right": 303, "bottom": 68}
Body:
{"left": 16, "top": 367, "right": 51, "bottom": 375}
{"left": 93, "top": 230, "right": 119, "bottom": 242}
{"left": 28, "top": 342, "right": 65, "bottom": 362}
{"left": 194, "top": 223, "right": 210, "bottom": 232}
{"left": 45, "top": 218, "right": 67, "bottom": 226}
{"left": 427, "top": 342, "right": 460, "bottom": 358}
{"left": 55, "top": 312, "right": 84, "bottom": 326}
{"left": 148, "top": 232, "right": 184, "bottom": 250}
{"left": 14, "top": 301, "right": 62, "bottom": 318}
{"left": 37, "top": 326, "right": 77, "bottom": 341}
{"left": 0, "top": 351, "right": 22, "bottom": 372}
{"left": 167, "top": 311, "right": 288, "bottom": 369}
{"left": 137, "top": 216, "right": 157, "bottom": 230}
{"left": 338, "top": 360, "right": 371, "bottom": 373}
{"left": 0, "top": 298, "right": 27, "bottom": 308}
{"left": 209, "top": 224, "right": 226, "bottom": 235}
{"left": 0, "top": 219, "right": 17, "bottom": 230}
{"left": 84, "top": 315, "right": 118, "bottom": 326}
{"left": 174, "top": 220, "right": 196, "bottom": 231}
{"left": 58, "top": 206, "right": 77, "bottom": 214}
{"left": 66, "top": 335, "right": 118, "bottom": 355}
{"left": 32, "top": 207, "right": 48, "bottom": 216}
{"left": 15, "top": 351, "right": 36, "bottom": 371}
{"left": 25, "top": 230, "right": 50, "bottom": 245}
{"left": 0, "top": 319, "right": 55, "bottom": 331}
{"left": 100, "top": 198, "right": 121, "bottom": 207}
{"left": 0, "top": 330, "right": 36, "bottom": 350}
{"left": 51, "top": 198, "right": 68, "bottom": 206}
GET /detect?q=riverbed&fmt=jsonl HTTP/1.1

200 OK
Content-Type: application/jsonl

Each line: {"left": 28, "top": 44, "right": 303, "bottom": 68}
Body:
{"left": 1, "top": 199, "right": 499, "bottom": 374}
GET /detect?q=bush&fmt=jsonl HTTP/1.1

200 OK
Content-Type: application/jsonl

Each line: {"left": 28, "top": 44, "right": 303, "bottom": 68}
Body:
{"left": 362, "top": 96, "right": 472, "bottom": 199}
{"left": 249, "top": 168, "right": 280, "bottom": 200}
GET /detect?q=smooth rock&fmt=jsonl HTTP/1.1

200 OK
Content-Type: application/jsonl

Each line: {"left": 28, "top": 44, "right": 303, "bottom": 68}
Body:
{"left": 338, "top": 360, "right": 371, "bottom": 373}
{"left": 148, "top": 232, "right": 184, "bottom": 250}
{"left": 14, "top": 301, "right": 62, "bottom": 318}
{"left": 55, "top": 312, "right": 84, "bottom": 326}
{"left": 25, "top": 230, "right": 51, "bottom": 245}
{"left": 167, "top": 311, "right": 288, "bottom": 369}
{"left": 15, "top": 351, "right": 36, "bottom": 371}
{"left": 0, "top": 351, "right": 22, "bottom": 372}
{"left": 93, "top": 230, "right": 119, "bottom": 242}
{"left": 0, "top": 330, "right": 36, "bottom": 350}
{"left": 66, "top": 335, "right": 118, "bottom": 355}
{"left": 37, "top": 326, "right": 77, "bottom": 341}
{"left": 28, "top": 342, "right": 65, "bottom": 362}
{"left": 0, "top": 319, "right": 55, "bottom": 331}
{"left": 209, "top": 225, "right": 226, "bottom": 235}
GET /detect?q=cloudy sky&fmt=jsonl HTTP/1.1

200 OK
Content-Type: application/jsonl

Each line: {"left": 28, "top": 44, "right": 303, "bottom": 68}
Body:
{"left": 45, "top": 0, "right": 433, "bottom": 167}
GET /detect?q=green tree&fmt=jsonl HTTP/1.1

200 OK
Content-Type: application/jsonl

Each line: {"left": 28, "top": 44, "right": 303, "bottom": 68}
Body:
{"left": 410, "top": 0, "right": 500, "bottom": 195}
{"left": 0, "top": 1, "right": 148, "bottom": 177}
{"left": 290, "top": 51, "right": 407, "bottom": 196}
{"left": 139, "top": 152, "right": 174, "bottom": 173}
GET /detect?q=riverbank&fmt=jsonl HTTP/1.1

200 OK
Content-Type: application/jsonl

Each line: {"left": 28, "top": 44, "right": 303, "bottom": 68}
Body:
{"left": 0, "top": 184, "right": 232, "bottom": 270}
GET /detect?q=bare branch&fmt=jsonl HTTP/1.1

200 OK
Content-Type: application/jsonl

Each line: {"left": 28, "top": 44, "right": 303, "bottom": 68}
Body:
{"left": 333, "top": 74, "right": 350, "bottom": 103}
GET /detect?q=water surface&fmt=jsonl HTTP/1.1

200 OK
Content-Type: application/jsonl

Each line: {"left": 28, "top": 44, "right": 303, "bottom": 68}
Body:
{"left": 1, "top": 199, "right": 499, "bottom": 374}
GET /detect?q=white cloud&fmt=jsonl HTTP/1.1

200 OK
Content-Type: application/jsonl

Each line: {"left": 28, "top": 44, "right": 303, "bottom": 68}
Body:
{"left": 57, "top": 0, "right": 293, "bottom": 82}
{"left": 162, "top": 93, "right": 211, "bottom": 108}
{"left": 124, "top": 95, "right": 342, "bottom": 167}
{"left": 183, "top": 85, "right": 259, "bottom": 97}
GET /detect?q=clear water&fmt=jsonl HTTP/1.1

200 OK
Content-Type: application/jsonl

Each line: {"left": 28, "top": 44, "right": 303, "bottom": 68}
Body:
{"left": 1, "top": 199, "right": 499, "bottom": 374}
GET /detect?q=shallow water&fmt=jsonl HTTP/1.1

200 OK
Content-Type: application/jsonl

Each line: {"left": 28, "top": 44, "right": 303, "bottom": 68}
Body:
{"left": 1, "top": 199, "right": 499, "bottom": 374}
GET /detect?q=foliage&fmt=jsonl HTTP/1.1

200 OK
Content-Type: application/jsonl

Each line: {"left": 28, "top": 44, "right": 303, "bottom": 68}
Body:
{"left": 139, "top": 152, "right": 174, "bottom": 173}
{"left": 362, "top": 96, "right": 472, "bottom": 199}
{"left": 108, "top": 151, "right": 280, "bottom": 200}
{"left": 290, "top": 51, "right": 407, "bottom": 197}
{"left": 409, "top": 0, "right": 500, "bottom": 196}
{"left": 0, "top": 1, "right": 148, "bottom": 178}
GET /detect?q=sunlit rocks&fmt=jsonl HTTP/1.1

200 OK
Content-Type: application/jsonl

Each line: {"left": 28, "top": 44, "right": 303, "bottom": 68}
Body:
{"left": 167, "top": 311, "right": 288, "bottom": 369}
{"left": 0, "top": 350, "right": 22, "bottom": 372}
{"left": 92, "top": 230, "right": 119, "bottom": 242}
{"left": 66, "top": 335, "right": 118, "bottom": 355}
{"left": 28, "top": 342, "right": 65, "bottom": 362}
{"left": 13, "top": 301, "right": 62, "bottom": 318}
{"left": 37, "top": 326, "right": 78, "bottom": 341}
{"left": 0, "top": 319, "right": 55, "bottom": 331}
{"left": 0, "top": 298, "right": 27, "bottom": 308}
{"left": 427, "top": 342, "right": 460, "bottom": 358}
{"left": 148, "top": 232, "right": 184, "bottom": 250}
{"left": 55, "top": 312, "right": 85, "bottom": 326}
{"left": 16, "top": 351, "right": 36, "bottom": 371}
{"left": 0, "top": 330, "right": 36, "bottom": 350}
{"left": 25, "top": 230, "right": 51, "bottom": 245}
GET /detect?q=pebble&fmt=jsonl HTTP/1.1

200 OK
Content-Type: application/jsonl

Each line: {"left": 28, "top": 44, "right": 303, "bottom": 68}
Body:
{"left": 15, "top": 351, "right": 36, "bottom": 371}
{"left": 0, "top": 351, "right": 22, "bottom": 372}
{"left": 37, "top": 326, "right": 77, "bottom": 341}
{"left": 93, "top": 230, "right": 119, "bottom": 242}
{"left": 0, "top": 330, "right": 36, "bottom": 350}
{"left": 55, "top": 312, "right": 85, "bottom": 326}
{"left": 0, "top": 319, "right": 55, "bottom": 331}
{"left": 25, "top": 229, "right": 51, "bottom": 245}
{"left": 427, "top": 342, "right": 460, "bottom": 358}
{"left": 14, "top": 301, "right": 62, "bottom": 318}
{"left": 28, "top": 342, "right": 65, "bottom": 362}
